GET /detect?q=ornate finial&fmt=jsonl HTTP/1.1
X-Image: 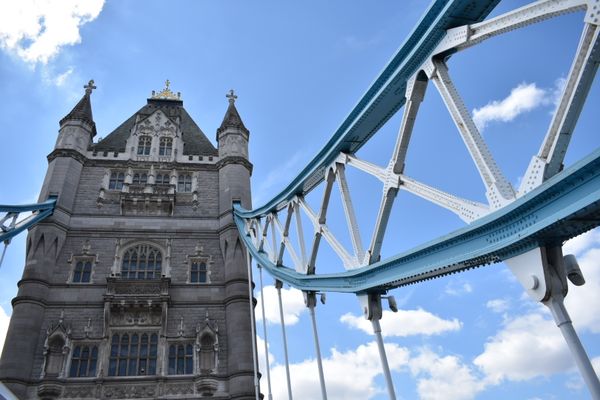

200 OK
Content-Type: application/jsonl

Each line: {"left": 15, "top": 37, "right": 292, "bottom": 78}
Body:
{"left": 151, "top": 79, "right": 181, "bottom": 100}
{"left": 178, "top": 316, "right": 184, "bottom": 337}
{"left": 226, "top": 89, "right": 237, "bottom": 104}
{"left": 59, "top": 310, "right": 65, "bottom": 324}
{"left": 84, "top": 80, "right": 96, "bottom": 95}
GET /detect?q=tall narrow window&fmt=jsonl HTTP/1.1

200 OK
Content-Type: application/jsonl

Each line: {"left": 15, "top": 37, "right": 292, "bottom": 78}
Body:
{"left": 69, "top": 345, "right": 98, "bottom": 377}
{"left": 121, "top": 244, "right": 162, "bottom": 279}
{"left": 137, "top": 136, "right": 152, "bottom": 155}
{"left": 159, "top": 137, "right": 173, "bottom": 156}
{"left": 73, "top": 260, "right": 92, "bottom": 283}
{"left": 177, "top": 175, "right": 192, "bottom": 192}
{"left": 108, "top": 333, "right": 158, "bottom": 376}
{"left": 132, "top": 173, "right": 148, "bottom": 185}
{"left": 190, "top": 261, "right": 208, "bottom": 283}
{"left": 155, "top": 173, "right": 170, "bottom": 185}
{"left": 168, "top": 343, "right": 194, "bottom": 375}
{"left": 109, "top": 172, "right": 125, "bottom": 190}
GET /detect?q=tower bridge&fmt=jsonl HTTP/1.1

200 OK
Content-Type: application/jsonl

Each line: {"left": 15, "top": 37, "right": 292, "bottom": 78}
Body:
{"left": 1, "top": 0, "right": 600, "bottom": 399}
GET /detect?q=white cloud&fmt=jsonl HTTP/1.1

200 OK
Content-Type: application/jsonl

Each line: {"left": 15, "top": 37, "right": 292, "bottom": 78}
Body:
{"left": 0, "top": 0, "right": 105, "bottom": 64}
{"left": 269, "top": 341, "right": 409, "bottom": 400}
{"left": 563, "top": 228, "right": 600, "bottom": 257}
{"left": 0, "top": 305, "right": 10, "bottom": 354}
{"left": 473, "top": 83, "right": 546, "bottom": 131}
{"left": 256, "top": 335, "right": 276, "bottom": 378}
{"left": 340, "top": 309, "right": 461, "bottom": 337}
{"left": 486, "top": 298, "right": 510, "bottom": 313}
{"left": 444, "top": 281, "right": 473, "bottom": 296}
{"left": 474, "top": 313, "right": 572, "bottom": 383}
{"left": 409, "top": 348, "right": 486, "bottom": 400}
{"left": 255, "top": 284, "right": 306, "bottom": 326}
{"left": 564, "top": 246, "right": 600, "bottom": 334}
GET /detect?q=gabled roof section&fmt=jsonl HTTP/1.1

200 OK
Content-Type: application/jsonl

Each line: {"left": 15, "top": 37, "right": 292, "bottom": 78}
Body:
{"left": 217, "top": 90, "right": 248, "bottom": 135}
{"left": 92, "top": 98, "right": 218, "bottom": 156}
{"left": 60, "top": 80, "right": 97, "bottom": 136}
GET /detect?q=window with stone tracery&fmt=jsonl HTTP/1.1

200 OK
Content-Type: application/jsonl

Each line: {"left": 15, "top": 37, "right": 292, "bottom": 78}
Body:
{"left": 69, "top": 345, "right": 98, "bottom": 377}
{"left": 109, "top": 171, "right": 125, "bottom": 190}
{"left": 137, "top": 135, "right": 152, "bottom": 155}
{"left": 159, "top": 137, "right": 173, "bottom": 156}
{"left": 155, "top": 173, "right": 170, "bottom": 185}
{"left": 132, "top": 172, "right": 148, "bottom": 185}
{"left": 121, "top": 244, "right": 162, "bottom": 279}
{"left": 72, "top": 259, "right": 93, "bottom": 283}
{"left": 168, "top": 343, "right": 194, "bottom": 375}
{"left": 189, "top": 260, "right": 208, "bottom": 283}
{"left": 178, "top": 174, "right": 192, "bottom": 192}
{"left": 108, "top": 332, "right": 158, "bottom": 376}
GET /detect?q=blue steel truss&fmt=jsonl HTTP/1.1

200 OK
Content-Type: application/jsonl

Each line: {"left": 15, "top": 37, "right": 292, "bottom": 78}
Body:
{"left": 0, "top": 197, "right": 57, "bottom": 243}
{"left": 234, "top": 0, "right": 600, "bottom": 294}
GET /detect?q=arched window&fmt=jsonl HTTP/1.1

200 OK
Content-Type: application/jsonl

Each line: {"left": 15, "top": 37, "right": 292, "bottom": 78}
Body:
{"left": 121, "top": 244, "right": 162, "bottom": 279}
{"left": 168, "top": 343, "right": 194, "bottom": 375}
{"left": 137, "top": 136, "right": 152, "bottom": 155}
{"left": 190, "top": 261, "right": 207, "bottom": 283}
{"left": 109, "top": 172, "right": 125, "bottom": 190}
{"left": 108, "top": 332, "right": 158, "bottom": 376}
{"left": 132, "top": 173, "right": 148, "bottom": 185}
{"left": 69, "top": 345, "right": 98, "bottom": 377}
{"left": 155, "top": 173, "right": 170, "bottom": 185}
{"left": 73, "top": 260, "right": 92, "bottom": 283}
{"left": 177, "top": 174, "right": 192, "bottom": 192}
{"left": 159, "top": 137, "right": 173, "bottom": 156}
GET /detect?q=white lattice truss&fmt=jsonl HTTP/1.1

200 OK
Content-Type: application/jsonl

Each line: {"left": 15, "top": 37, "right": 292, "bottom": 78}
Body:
{"left": 244, "top": 0, "right": 600, "bottom": 278}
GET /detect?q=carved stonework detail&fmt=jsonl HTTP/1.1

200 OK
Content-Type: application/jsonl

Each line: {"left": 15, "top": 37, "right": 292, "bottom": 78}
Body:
{"left": 110, "top": 309, "right": 162, "bottom": 326}
{"left": 37, "top": 382, "right": 63, "bottom": 400}
{"left": 195, "top": 377, "right": 218, "bottom": 397}
{"left": 103, "top": 384, "right": 157, "bottom": 399}
{"left": 164, "top": 383, "right": 194, "bottom": 396}
{"left": 63, "top": 386, "right": 95, "bottom": 398}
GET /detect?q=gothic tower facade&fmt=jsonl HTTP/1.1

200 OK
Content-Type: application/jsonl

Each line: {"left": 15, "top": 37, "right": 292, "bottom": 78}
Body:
{"left": 0, "top": 82, "right": 256, "bottom": 400}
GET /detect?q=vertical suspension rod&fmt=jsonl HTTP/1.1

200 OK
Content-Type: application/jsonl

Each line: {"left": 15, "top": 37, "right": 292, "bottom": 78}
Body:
{"left": 307, "top": 292, "right": 328, "bottom": 400}
{"left": 245, "top": 250, "right": 261, "bottom": 400}
{"left": 276, "top": 279, "right": 294, "bottom": 400}
{"left": 258, "top": 266, "right": 273, "bottom": 400}
{"left": 372, "top": 318, "right": 396, "bottom": 400}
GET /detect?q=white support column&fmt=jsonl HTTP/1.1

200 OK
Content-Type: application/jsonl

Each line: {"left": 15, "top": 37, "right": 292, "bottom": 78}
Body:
{"left": 258, "top": 266, "right": 273, "bottom": 400}
{"left": 276, "top": 279, "right": 294, "bottom": 400}
{"left": 306, "top": 292, "right": 328, "bottom": 400}
{"left": 293, "top": 201, "right": 308, "bottom": 267}
{"left": 359, "top": 293, "right": 396, "bottom": 400}
{"left": 245, "top": 250, "right": 261, "bottom": 400}
{"left": 505, "top": 246, "right": 600, "bottom": 399}
{"left": 430, "top": 59, "right": 515, "bottom": 209}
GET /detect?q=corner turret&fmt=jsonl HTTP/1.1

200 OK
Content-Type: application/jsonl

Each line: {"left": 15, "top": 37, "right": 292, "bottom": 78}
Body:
{"left": 55, "top": 80, "right": 97, "bottom": 153}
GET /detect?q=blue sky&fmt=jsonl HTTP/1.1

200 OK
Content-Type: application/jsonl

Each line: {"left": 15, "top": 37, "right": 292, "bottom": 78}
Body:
{"left": 1, "top": 1, "right": 599, "bottom": 399}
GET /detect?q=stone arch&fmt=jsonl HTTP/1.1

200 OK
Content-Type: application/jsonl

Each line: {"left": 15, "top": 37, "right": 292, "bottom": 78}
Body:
{"left": 196, "top": 320, "right": 219, "bottom": 374}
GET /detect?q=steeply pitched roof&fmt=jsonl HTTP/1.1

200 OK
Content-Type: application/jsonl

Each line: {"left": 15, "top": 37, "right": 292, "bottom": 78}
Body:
{"left": 60, "top": 89, "right": 97, "bottom": 136}
{"left": 92, "top": 98, "right": 217, "bottom": 156}
{"left": 217, "top": 101, "right": 248, "bottom": 135}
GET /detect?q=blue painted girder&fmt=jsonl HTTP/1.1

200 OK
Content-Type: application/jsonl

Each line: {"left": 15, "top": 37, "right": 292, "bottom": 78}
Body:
{"left": 237, "top": 0, "right": 501, "bottom": 219}
{"left": 0, "top": 197, "right": 57, "bottom": 243}
{"left": 235, "top": 147, "right": 600, "bottom": 293}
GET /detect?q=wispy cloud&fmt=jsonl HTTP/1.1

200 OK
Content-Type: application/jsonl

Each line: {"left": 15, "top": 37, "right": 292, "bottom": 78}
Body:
{"left": 253, "top": 150, "right": 307, "bottom": 206}
{"left": 0, "top": 0, "right": 105, "bottom": 64}
{"left": 472, "top": 79, "right": 565, "bottom": 132}
{"left": 444, "top": 281, "right": 473, "bottom": 297}
{"left": 340, "top": 309, "right": 461, "bottom": 337}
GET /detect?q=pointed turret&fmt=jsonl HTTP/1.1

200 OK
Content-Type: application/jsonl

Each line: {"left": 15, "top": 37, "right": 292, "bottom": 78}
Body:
{"left": 54, "top": 80, "right": 97, "bottom": 154}
{"left": 59, "top": 80, "right": 97, "bottom": 137}
{"left": 217, "top": 90, "right": 248, "bottom": 136}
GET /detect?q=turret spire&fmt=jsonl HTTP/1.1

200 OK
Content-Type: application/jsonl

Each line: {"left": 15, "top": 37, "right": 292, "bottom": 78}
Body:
{"left": 218, "top": 89, "right": 247, "bottom": 135}
{"left": 59, "top": 79, "right": 97, "bottom": 136}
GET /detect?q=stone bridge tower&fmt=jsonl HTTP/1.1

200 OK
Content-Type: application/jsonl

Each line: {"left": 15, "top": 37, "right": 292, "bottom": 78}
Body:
{"left": 0, "top": 81, "right": 256, "bottom": 400}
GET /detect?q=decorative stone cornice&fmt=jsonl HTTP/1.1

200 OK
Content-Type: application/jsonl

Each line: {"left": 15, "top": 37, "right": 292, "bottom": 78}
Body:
{"left": 47, "top": 148, "right": 88, "bottom": 164}
{"left": 216, "top": 156, "right": 253, "bottom": 174}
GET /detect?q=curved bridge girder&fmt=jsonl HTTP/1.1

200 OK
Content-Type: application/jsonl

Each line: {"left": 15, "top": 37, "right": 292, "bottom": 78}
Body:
{"left": 0, "top": 197, "right": 57, "bottom": 244}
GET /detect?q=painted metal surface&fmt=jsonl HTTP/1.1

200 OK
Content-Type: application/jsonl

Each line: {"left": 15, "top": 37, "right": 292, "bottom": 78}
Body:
{"left": 0, "top": 197, "right": 57, "bottom": 243}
